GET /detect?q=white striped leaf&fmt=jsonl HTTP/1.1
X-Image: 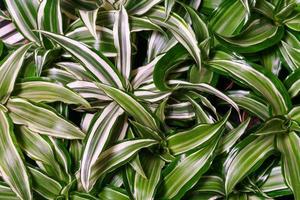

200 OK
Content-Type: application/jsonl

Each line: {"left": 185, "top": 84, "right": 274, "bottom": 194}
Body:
{"left": 14, "top": 80, "right": 90, "bottom": 107}
{"left": 0, "top": 182, "right": 19, "bottom": 200}
{"left": 288, "top": 106, "right": 300, "bottom": 124}
{"left": 186, "top": 95, "right": 213, "bottom": 124}
{"left": 34, "top": 49, "right": 60, "bottom": 76}
{"left": 126, "top": 0, "right": 162, "bottom": 15}
{"left": 28, "top": 167, "right": 62, "bottom": 199}
{"left": 276, "top": 132, "right": 300, "bottom": 200}
{"left": 216, "top": 18, "right": 284, "bottom": 53}
{"left": 192, "top": 175, "right": 225, "bottom": 195}
{"left": 80, "top": 102, "right": 124, "bottom": 191}
{"left": 67, "top": 81, "right": 111, "bottom": 102}
{"left": 261, "top": 166, "right": 291, "bottom": 197}
{"left": 17, "top": 126, "right": 69, "bottom": 182}
{"left": 37, "top": 0, "right": 63, "bottom": 47}
{"left": 168, "top": 80, "right": 240, "bottom": 115}
{"left": 95, "top": 83, "right": 160, "bottom": 131}
{"left": 5, "top": 0, "right": 40, "bottom": 43}
{"left": 0, "top": 110, "right": 32, "bottom": 200}
{"left": 224, "top": 136, "right": 275, "bottom": 195}
{"left": 113, "top": 6, "right": 131, "bottom": 79}
{"left": 66, "top": 26, "right": 116, "bottom": 57}
{"left": 0, "top": 43, "right": 32, "bottom": 104}
{"left": 285, "top": 68, "right": 300, "bottom": 98}
{"left": 79, "top": 8, "right": 98, "bottom": 40}
{"left": 39, "top": 31, "right": 124, "bottom": 88}
{"left": 99, "top": 186, "right": 130, "bottom": 200}
{"left": 7, "top": 98, "right": 85, "bottom": 139}
{"left": 70, "top": 192, "right": 98, "bottom": 200}
{"left": 209, "top": 0, "right": 251, "bottom": 36}
{"left": 279, "top": 31, "right": 300, "bottom": 71}
{"left": 88, "top": 139, "right": 158, "bottom": 191}
{"left": 165, "top": 0, "right": 175, "bottom": 20}
{"left": 227, "top": 90, "right": 270, "bottom": 120}
{"left": 130, "top": 121, "right": 163, "bottom": 141}
{"left": 208, "top": 51, "right": 291, "bottom": 115}
{"left": 133, "top": 154, "right": 164, "bottom": 200}
{"left": 159, "top": 137, "right": 221, "bottom": 199}
{"left": 217, "top": 118, "right": 250, "bottom": 154}
{"left": 56, "top": 62, "right": 94, "bottom": 81}
{"left": 147, "top": 6, "right": 201, "bottom": 69}
{"left": 167, "top": 110, "right": 230, "bottom": 155}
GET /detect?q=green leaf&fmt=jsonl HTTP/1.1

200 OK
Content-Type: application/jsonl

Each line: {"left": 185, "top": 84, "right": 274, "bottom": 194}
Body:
{"left": 39, "top": 31, "right": 124, "bottom": 88}
{"left": 209, "top": 0, "right": 251, "bottom": 36}
{"left": 134, "top": 154, "right": 164, "bottom": 200}
{"left": 147, "top": 6, "right": 201, "bottom": 69}
{"left": 168, "top": 80, "right": 240, "bottom": 115}
{"left": 28, "top": 167, "right": 62, "bottom": 199}
{"left": 126, "top": 0, "right": 162, "bottom": 15}
{"left": 95, "top": 83, "right": 160, "bottom": 131}
{"left": 153, "top": 44, "right": 190, "bottom": 91}
{"left": 0, "top": 110, "right": 32, "bottom": 200}
{"left": 276, "top": 132, "right": 300, "bottom": 200}
{"left": 79, "top": 8, "right": 98, "bottom": 40}
{"left": 37, "top": 0, "right": 63, "bottom": 46}
{"left": 208, "top": 51, "right": 291, "bottom": 115}
{"left": 227, "top": 90, "right": 270, "bottom": 120}
{"left": 98, "top": 186, "right": 130, "bottom": 200}
{"left": 87, "top": 139, "right": 158, "bottom": 191}
{"left": 279, "top": 31, "right": 300, "bottom": 71}
{"left": 167, "top": 110, "right": 230, "bottom": 155}
{"left": 0, "top": 43, "right": 32, "bottom": 104}
{"left": 165, "top": 0, "right": 175, "bottom": 20}
{"left": 192, "top": 175, "right": 225, "bottom": 195}
{"left": 130, "top": 120, "right": 163, "bottom": 140}
{"left": 178, "top": 2, "right": 209, "bottom": 43}
{"left": 14, "top": 80, "right": 90, "bottom": 107}
{"left": 261, "top": 166, "right": 291, "bottom": 198}
{"left": 159, "top": 137, "right": 221, "bottom": 199}
{"left": 285, "top": 68, "right": 300, "bottom": 97}
{"left": 81, "top": 103, "right": 124, "bottom": 191}
{"left": 5, "top": 0, "right": 40, "bottom": 43}
{"left": 224, "top": 135, "right": 275, "bottom": 195}
{"left": 66, "top": 26, "right": 116, "bottom": 57}
{"left": 217, "top": 118, "right": 250, "bottom": 154}
{"left": 16, "top": 126, "right": 69, "bottom": 182}
{"left": 254, "top": 117, "right": 290, "bottom": 135}
{"left": 113, "top": 6, "right": 132, "bottom": 79}
{"left": 216, "top": 18, "right": 284, "bottom": 53}
{"left": 0, "top": 181, "right": 19, "bottom": 200}
{"left": 284, "top": 13, "right": 300, "bottom": 31}
{"left": 7, "top": 97, "right": 85, "bottom": 139}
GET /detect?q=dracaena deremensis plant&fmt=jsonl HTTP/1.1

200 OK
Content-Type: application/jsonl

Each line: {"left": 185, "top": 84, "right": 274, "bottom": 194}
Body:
{"left": 0, "top": 0, "right": 299, "bottom": 199}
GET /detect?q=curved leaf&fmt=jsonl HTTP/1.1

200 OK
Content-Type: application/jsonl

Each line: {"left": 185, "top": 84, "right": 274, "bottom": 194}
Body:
{"left": 14, "top": 80, "right": 90, "bottom": 107}
{"left": 224, "top": 135, "right": 275, "bottom": 195}
{"left": 40, "top": 31, "right": 124, "bottom": 88}
{"left": 0, "top": 43, "right": 32, "bottom": 104}
{"left": 0, "top": 110, "right": 32, "bottom": 200}
{"left": 5, "top": 0, "right": 39, "bottom": 43}
{"left": 167, "top": 110, "right": 230, "bottom": 155}
{"left": 7, "top": 98, "right": 85, "bottom": 139}
{"left": 88, "top": 139, "right": 158, "bottom": 191}
{"left": 95, "top": 83, "right": 159, "bottom": 131}
{"left": 276, "top": 132, "right": 300, "bottom": 200}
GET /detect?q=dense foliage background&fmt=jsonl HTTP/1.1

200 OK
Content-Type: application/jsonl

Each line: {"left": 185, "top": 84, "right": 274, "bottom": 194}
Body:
{"left": 0, "top": 0, "right": 299, "bottom": 199}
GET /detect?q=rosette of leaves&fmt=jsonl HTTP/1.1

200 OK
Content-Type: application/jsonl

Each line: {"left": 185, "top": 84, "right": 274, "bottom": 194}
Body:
{"left": 0, "top": 0, "right": 300, "bottom": 200}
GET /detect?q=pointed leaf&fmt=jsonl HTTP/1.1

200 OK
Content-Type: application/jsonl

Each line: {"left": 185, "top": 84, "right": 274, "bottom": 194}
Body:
{"left": 0, "top": 110, "right": 32, "bottom": 200}
{"left": 0, "top": 43, "right": 32, "bottom": 104}
{"left": 88, "top": 139, "right": 158, "bottom": 191}
{"left": 7, "top": 98, "right": 85, "bottom": 139}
